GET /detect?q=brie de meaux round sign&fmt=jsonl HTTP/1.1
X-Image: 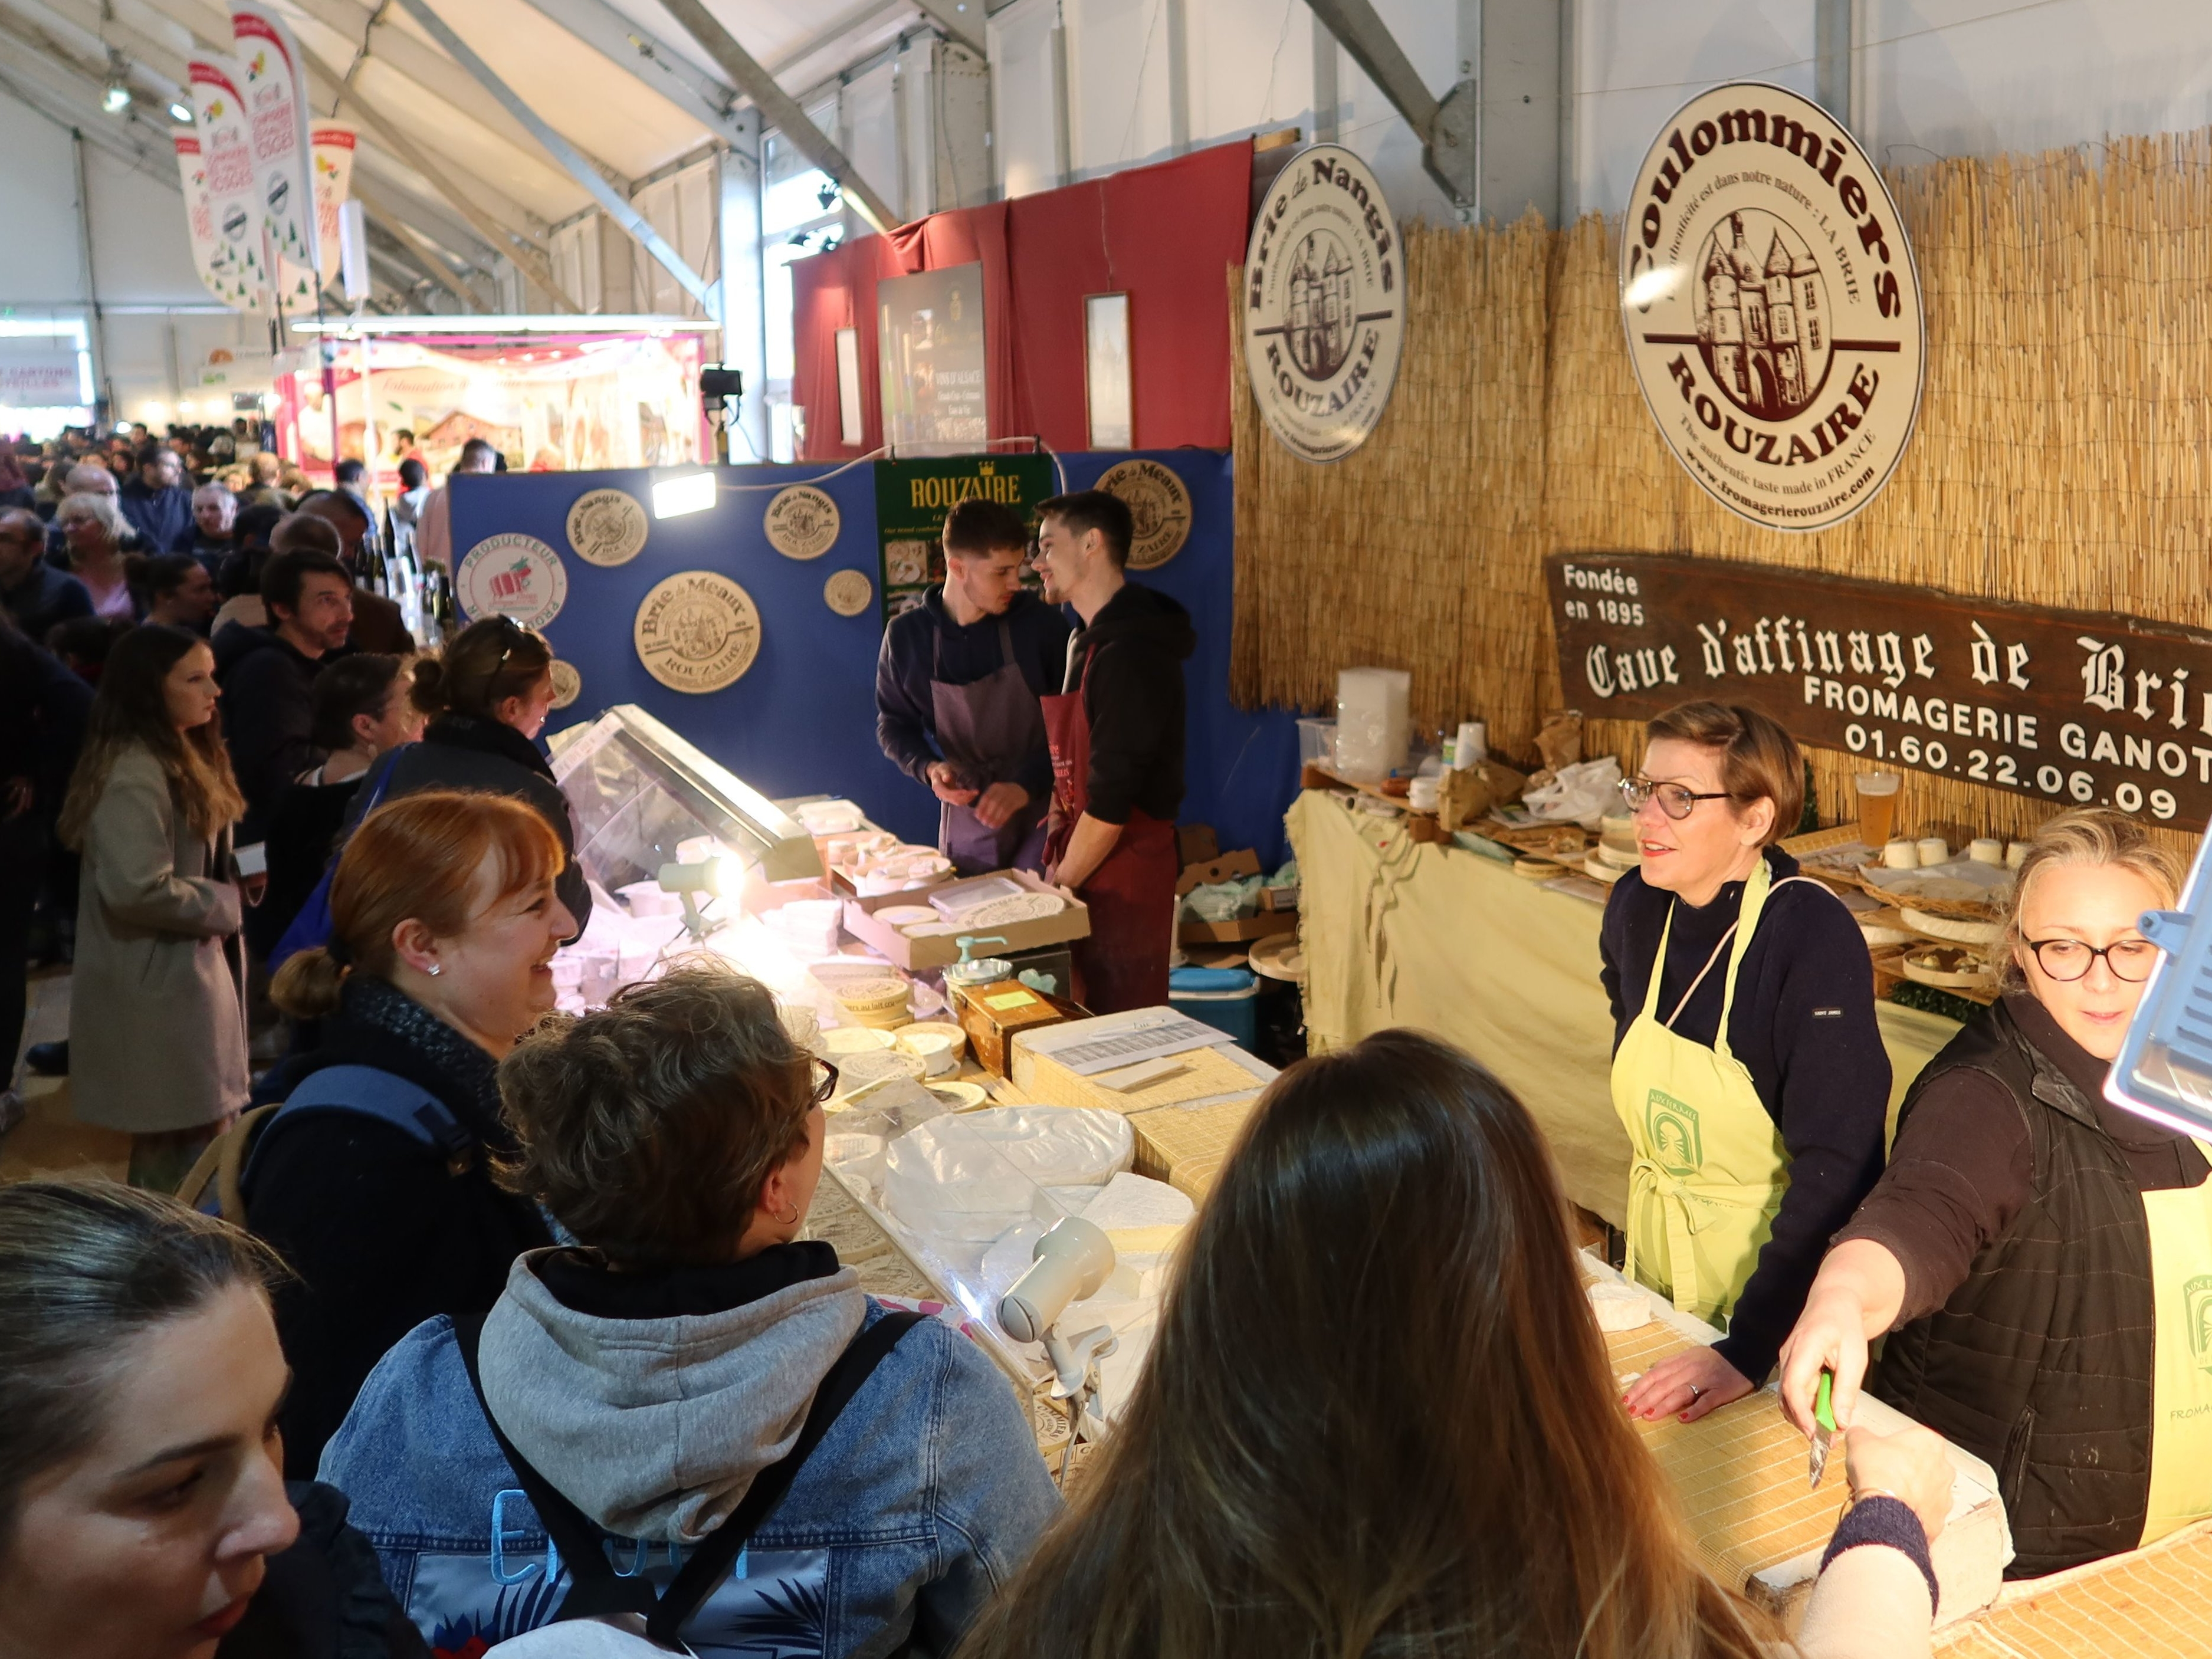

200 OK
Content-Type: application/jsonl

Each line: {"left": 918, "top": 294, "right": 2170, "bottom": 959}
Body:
{"left": 1619, "top": 83, "right": 1924, "bottom": 533}
{"left": 1242, "top": 144, "right": 1405, "bottom": 464}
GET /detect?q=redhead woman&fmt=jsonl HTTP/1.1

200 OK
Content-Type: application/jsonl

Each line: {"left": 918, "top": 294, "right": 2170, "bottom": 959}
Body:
{"left": 1781, "top": 809, "right": 2201, "bottom": 1576}
{"left": 0, "top": 1181, "right": 424, "bottom": 1658}
{"left": 58, "top": 625, "right": 250, "bottom": 1191}
{"left": 1601, "top": 702, "right": 1889, "bottom": 1423}
{"left": 954, "top": 1030, "right": 1954, "bottom": 1659}
{"left": 244, "top": 790, "right": 576, "bottom": 1477}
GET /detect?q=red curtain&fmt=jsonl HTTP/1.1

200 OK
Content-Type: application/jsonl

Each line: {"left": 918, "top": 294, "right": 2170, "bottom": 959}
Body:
{"left": 789, "top": 140, "right": 1253, "bottom": 460}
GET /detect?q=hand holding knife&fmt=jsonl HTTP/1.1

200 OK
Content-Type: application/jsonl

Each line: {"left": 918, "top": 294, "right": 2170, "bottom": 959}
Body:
{"left": 1808, "top": 1368, "right": 1839, "bottom": 1490}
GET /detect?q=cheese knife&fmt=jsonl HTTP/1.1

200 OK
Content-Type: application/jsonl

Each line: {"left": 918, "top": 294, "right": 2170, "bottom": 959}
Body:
{"left": 1809, "top": 1368, "right": 1838, "bottom": 1490}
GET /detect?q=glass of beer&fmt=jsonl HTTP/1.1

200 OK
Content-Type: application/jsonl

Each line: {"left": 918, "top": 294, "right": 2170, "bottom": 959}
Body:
{"left": 1855, "top": 772, "right": 1901, "bottom": 848}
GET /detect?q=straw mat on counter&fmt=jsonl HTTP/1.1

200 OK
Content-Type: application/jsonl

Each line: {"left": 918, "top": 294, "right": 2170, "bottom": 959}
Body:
{"left": 1013, "top": 1040, "right": 1266, "bottom": 1113}
{"left": 1125, "top": 1097, "right": 1260, "bottom": 1201}
{"left": 1935, "top": 1527, "right": 2212, "bottom": 1657}
{"left": 1605, "top": 1320, "right": 1847, "bottom": 1594}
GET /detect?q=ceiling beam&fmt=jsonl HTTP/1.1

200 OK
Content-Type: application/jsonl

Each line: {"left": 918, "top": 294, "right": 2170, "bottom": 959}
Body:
{"left": 518, "top": 0, "right": 751, "bottom": 157}
{"left": 657, "top": 0, "right": 898, "bottom": 231}
{"left": 363, "top": 204, "right": 483, "bottom": 310}
{"left": 0, "top": 47, "right": 188, "bottom": 181}
{"left": 1301, "top": 0, "right": 1472, "bottom": 205}
{"left": 349, "top": 167, "right": 498, "bottom": 280}
{"left": 905, "top": 0, "right": 982, "bottom": 58}
{"left": 396, "top": 0, "right": 711, "bottom": 310}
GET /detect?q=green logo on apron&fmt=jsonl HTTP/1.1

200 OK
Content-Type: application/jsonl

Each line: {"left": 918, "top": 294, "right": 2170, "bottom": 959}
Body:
{"left": 2187, "top": 1275, "right": 2212, "bottom": 1371}
{"left": 1646, "top": 1089, "right": 1704, "bottom": 1177}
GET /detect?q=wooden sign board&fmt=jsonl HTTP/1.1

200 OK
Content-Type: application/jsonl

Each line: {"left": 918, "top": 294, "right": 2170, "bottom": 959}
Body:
{"left": 1545, "top": 551, "right": 2212, "bottom": 826}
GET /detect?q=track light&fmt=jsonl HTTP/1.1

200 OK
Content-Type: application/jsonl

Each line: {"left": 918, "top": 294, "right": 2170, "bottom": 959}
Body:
{"left": 103, "top": 78, "right": 132, "bottom": 114}
{"left": 169, "top": 100, "right": 193, "bottom": 123}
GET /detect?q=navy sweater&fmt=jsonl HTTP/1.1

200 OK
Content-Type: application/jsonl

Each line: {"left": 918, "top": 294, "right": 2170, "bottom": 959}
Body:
{"left": 1599, "top": 846, "right": 1890, "bottom": 1384}
{"left": 875, "top": 588, "right": 1071, "bottom": 800}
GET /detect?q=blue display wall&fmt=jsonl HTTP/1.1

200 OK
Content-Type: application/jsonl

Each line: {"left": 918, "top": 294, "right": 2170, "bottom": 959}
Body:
{"left": 449, "top": 451, "right": 1299, "bottom": 865}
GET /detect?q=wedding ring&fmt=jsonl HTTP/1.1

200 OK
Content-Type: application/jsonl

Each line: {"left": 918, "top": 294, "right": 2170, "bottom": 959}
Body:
{"left": 1685, "top": 1384, "right": 1706, "bottom": 1402}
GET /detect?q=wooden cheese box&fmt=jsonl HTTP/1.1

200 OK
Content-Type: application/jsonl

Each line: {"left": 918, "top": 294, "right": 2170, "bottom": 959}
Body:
{"left": 950, "top": 978, "right": 1072, "bottom": 1077}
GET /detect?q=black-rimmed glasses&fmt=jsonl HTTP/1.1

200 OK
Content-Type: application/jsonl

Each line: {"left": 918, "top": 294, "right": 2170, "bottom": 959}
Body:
{"left": 1619, "top": 776, "right": 1734, "bottom": 820}
{"left": 2023, "top": 936, "right": 2160, "bottom": 983}
{"left": 810, "top": 1058, "right": 840, "bottom": 1103}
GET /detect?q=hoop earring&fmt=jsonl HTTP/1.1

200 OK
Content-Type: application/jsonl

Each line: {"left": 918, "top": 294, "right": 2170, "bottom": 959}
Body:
{"left": 775, "top": 1201, "right": 799, "bottom": 1226}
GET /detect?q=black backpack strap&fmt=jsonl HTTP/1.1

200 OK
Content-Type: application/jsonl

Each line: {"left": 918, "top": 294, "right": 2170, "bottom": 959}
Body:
{"left": 455, "top": 1308, "right": 927, "bottom": 1649}
{"left": 454, "top": 1313, "right": 654, "bottom": 1624}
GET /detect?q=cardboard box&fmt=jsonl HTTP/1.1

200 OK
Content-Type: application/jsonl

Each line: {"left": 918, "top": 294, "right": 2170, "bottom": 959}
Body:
{"left": 1176, "top": 849, "right": 1262, "bottom": 896}
{"left": 1179, "top": 909, "right": 1298, "bottom": 945}
{"left": 1176, "top": 824, "right": 1220, "bottom": 867}
{"left": 843, "top": 868, "right": 1090, "bottom": 972}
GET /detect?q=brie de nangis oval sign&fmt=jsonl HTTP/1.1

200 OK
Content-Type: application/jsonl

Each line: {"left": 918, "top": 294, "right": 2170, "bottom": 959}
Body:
{"left": 1620, "top": 83, "right": 1924, "bottom": 533}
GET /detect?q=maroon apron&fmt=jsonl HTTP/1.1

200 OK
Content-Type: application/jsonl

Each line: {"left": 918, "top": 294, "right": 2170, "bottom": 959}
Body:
{"left": 929, "top": 617, "right": 1050, "bottom": 875}
{"left": 1042, "top": 643, "right": 1179, "bottom": 1013}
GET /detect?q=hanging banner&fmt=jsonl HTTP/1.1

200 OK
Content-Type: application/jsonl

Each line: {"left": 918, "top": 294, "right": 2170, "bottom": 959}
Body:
{"left": 877, "top": 264, "right": 987, "bottom": 451}
{"left": 232, "top": 3, "right": 317, "bottom": 273}
{"left": 190, "top": 55, "right": 268, "bottom": 304}
{"left": 1241, "top": 143, "right": 1406, "bottom": 464}
{"left": 310, "top": 122, "right": 357, "bottom": 283}
{"left": 1619, "top": 83, "right": 1925, "bottom": 533}
{"left": 872, "top": 454, "right": 1052, "bottom": 626}
{"left": 1547, "top": 551, "right": 2212, "bottom": 825}
{"left": 173, "top": 134, "right": 250, "bottom": 308}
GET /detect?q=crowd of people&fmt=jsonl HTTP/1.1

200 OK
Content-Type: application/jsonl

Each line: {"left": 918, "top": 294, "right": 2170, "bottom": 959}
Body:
{"left": 0, "top": 423, "right": 2180, "bottom": 1658}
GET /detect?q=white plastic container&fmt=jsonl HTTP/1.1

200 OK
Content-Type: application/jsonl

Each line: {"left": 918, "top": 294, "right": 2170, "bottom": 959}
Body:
{"left": 1334, "top": 668, "right": 1411, "bottom": 780}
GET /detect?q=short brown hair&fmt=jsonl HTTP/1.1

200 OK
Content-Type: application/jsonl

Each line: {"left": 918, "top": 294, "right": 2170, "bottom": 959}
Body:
{"left": 1039, "top": 490, "right": 1133, "bottom": 569}
{"left": 1644, "top": 700, "right": 1803, "bottom": 846}
{"left": 494, "top": 967, "right": 815, "bottom": 1265}
{"left": 942, "top": 498, "right": 1028, "bottom": 559}
{"left": 1998, "top": 807, "right": 2184, "bottom": 989}
{"left": 271, "top": 789, "right": 563, "bottom": 1019}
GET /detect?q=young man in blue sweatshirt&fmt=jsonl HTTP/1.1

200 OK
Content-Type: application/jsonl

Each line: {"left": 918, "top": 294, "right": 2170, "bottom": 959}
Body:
{"left": 874, "top": 498, "right": 1071, "bottom": 874}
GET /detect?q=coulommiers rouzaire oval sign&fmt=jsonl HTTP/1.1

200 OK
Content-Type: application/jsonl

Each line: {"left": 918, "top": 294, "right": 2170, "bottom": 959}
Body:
{"left": 1243, "top": 143, "right": 1406, "bottom": 464}
{"left": 1620, "top": 83, "right": 1924, "bottom": 533}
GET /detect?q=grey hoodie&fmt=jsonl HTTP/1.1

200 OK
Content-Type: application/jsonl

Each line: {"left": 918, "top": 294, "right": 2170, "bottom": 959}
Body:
{"left": 477, "top": 1249, "right": 867, "bottom": 1544}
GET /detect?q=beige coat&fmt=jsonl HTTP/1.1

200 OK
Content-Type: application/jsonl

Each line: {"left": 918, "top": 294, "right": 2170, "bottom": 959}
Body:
{"left": 70, "top": 744, "right": 248, "bottom": 1133}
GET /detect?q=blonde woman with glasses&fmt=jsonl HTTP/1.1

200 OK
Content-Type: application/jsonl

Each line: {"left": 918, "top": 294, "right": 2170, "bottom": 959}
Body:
{"left": 1780, "top": 807, "right": 2198, "bottom": 1577}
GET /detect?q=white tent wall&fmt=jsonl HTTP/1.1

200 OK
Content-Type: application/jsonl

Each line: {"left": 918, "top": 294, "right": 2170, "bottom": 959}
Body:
{"left": 1574, "top": 0, "right": 2212, "bottom": 218}
{"left": 0, "top": 81, "right": 268, "bottom": 429}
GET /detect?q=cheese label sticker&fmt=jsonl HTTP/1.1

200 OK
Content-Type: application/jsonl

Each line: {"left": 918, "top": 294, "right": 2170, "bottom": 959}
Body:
{"left": 547, "top": 659, "right": 581, "bottom": 709}
{"left": 984, "top": 990, "right": 1036, "bottom": 1011}
{"left": 565, "top": 488, "right": 648, "bottom": 567}
{"left": 823, "top": 569, "right": 874, "bottom": 617}
{"left": 1620, "top": 81, "right": 1925, "bottom": 531}
{"left": 632, "top": 570, "right": 761, "bottom": 694}
{"left": 455, "top": 534, "right": 567, "bottom": 630}
{"left": 1095, "top": 458, "right": 1192, "bottom": 569}
{"left": 765, "top": 485, "right": 841, "bottom": 560}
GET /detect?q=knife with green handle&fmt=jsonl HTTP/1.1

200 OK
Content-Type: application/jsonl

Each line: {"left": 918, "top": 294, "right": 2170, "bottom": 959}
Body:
{"left": 1809, "top": 1368, "right": 1837, "bottom": 1490}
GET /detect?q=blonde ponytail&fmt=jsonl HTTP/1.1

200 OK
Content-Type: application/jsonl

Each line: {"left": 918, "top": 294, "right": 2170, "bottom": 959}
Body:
{"left": 270, "top": 948, "right": 347, "bottom": 1020}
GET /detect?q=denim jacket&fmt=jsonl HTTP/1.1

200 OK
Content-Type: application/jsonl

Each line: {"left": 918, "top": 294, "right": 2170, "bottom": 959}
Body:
{"left": 320, "top": 1281, "right": 1061, "bottom": 1659}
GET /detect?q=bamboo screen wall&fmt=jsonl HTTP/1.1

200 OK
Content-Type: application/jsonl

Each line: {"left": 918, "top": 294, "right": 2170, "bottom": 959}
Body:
{"left": 1230, "top": 132, "right": 2212, "bottom": 841}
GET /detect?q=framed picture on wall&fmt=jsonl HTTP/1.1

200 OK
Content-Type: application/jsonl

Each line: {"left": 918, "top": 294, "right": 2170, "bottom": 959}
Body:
{"left": 835, "top": 327, "right": 863, "bottom": 445}
{"left": 1085, "top": 292, "right": 1132, "bottom": 449}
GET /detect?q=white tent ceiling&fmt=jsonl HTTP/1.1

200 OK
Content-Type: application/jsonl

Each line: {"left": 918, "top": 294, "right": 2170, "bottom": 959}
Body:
{"left": 0, "top": 0, "right": 939, "bottom": 305}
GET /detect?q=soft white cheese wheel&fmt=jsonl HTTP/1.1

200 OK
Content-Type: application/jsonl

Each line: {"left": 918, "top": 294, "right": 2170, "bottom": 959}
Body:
{"left": 1902, "top": 906, "right": 2002, "bottom": 947}
{"left": 1883, "top": 839, "right": 1919, "bottom": 869}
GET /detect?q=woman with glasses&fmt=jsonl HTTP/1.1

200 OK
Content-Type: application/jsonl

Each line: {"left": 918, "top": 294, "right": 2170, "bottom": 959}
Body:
{"left": 1603, "top": 701, "right": 1891, "bottom": 1428}
{"left": 1778, "top": 808, "right": 2204, "bottom": 1576}
{"left": 321, "top": 964, "right": 1061, "bottom": 1656}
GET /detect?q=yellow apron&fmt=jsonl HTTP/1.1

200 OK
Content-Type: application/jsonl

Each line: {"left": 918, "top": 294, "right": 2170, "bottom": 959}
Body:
{"left": 2139, "top": 1144, "right": 2212, "bottom": 1546}
{"left": 1612, "top": 860, "right": 1811, "bottom": 1324}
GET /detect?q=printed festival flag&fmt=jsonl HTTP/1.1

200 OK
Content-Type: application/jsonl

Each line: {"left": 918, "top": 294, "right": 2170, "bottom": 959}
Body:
{"left": 173, "top": 134, "right": 249, "bottom": 308}
{"left": 232, "top": 4, "right": 318, "bottom": 272}
{"left": 310, "top": 122, "right": 358, "bottom": 284}
{"left": 189, "top": 54, "right": 269, "bottom": 305}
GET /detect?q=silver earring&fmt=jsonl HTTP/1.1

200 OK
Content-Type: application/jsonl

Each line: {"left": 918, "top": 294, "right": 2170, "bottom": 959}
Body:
{"left": 427, "top": 964, "right": 441, "bottom": 977}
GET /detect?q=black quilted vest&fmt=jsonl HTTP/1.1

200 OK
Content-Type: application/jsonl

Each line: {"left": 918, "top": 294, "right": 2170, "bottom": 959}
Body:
{"left": 1870, "top": 997, "right": 2154, "bottom": 1577}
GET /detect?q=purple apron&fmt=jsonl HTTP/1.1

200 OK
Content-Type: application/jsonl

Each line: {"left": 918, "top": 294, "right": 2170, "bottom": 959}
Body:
{"left": 931, "top": 616, "right": 1051, "bottom": 875}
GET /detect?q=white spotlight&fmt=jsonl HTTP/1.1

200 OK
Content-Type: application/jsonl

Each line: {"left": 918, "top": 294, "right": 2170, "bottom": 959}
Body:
{"left": 651, "top": 470, "right": 717, "bottom": 518}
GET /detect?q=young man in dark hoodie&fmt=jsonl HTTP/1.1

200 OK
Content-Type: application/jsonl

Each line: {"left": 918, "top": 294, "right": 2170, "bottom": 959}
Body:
{"left": 218, "top": 538, "right": 353, "bottom": 840}
{"left": 875, "top": 498, "right": 1071, "bottom": 873}
{"left": 1031, "top": 489, "right": 1194, "bottom": 1013}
